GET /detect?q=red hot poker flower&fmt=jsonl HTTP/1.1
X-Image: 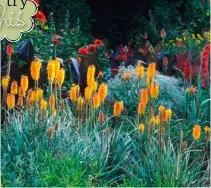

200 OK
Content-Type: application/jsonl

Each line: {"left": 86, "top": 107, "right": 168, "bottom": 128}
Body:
{"left": 78, "top": 47, "right": 89, "bottom": 56}
{"left": 94, "top": 39, "right": 103, "bottom": 47}
{"left": 117, "top": 54, "right": 127, "bottom": 61}
{"left": 34, "top": 11, "right": 46, "bottom": 22}
{"left": 6, "top": 43, "right": 14, "bottom": 56}
{"left": 87, "top": 44, "right": 97, "bottom": 53}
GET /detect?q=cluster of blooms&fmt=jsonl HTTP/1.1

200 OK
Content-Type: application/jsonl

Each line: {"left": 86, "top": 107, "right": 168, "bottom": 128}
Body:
{"left": 33, "top": 0, "right": 46, "bottom": 23}
{"left": 183, "top": 60, "right": 193, "bottom": 81}
{"left": 200, "top": 43, "right": 210, "bottom": 88}
{"left": 78, "top": 39, "right": 103, "bottom": 56}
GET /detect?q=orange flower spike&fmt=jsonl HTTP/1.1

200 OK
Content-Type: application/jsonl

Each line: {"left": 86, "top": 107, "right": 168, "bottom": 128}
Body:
{"left": 150, "top": 82, "right": 159, "bottom": 99}
{"left": 30, "top": 90, "right": 36, "bottom": 102}
{"left": 192, "top": 125, "right": 201, "bottom": 140}
{"left": 70, "top": 87, "right": 77, "bottom": 102}
{"left": 124, "top": 72, "right": 132, "bottom": 80}
{"left": 136, "top": 63, "right": 144, "bottom": 79}
{"left": 17, "top": 96, "right": 23, "bottom": 107}
{"left": 49, "top": 93, "right": 56, "bottom": 109}
{"left": 18, "top": 86, "right": 25, "bottom": 97}
{"left": 47, "top": 60, "right": 55, "bottom": 83}
{"left": 21, "top": 75, "right": 28, "bottom": 92}
{"left": 98, "top": 111, "right": 106, "bottom": 123}
{"left": 138, "top": 124, "right": 145, "bottom": 133}
{"left": 98, "top": 83, "right": 108, "bottom": 102}
{"left": 137, "top": 101, "right": 145, "bottom": 115}
{"left": 97, "top": 71, "right": 104, "bottom": 79}
{"left": 85, "top": 87, "right": 92, "bottom": 101}
{"left": 159, "top": 105, "right": 166, "bottom": 122}
{"left": 77, "top": 96, "right": 84, "bottom": 111}
{"left": 7, "top": 94, "right": 15, "bottom": 109}
{"left": 30, "top": 59, "right": 42, "bottom": 81}
{"left": 57, "top": 68, "right": 65, "bottom": 87}
{"left": 113, "top": 101, "right": 123, "bottom": 117}
{"left": 10, "top": 80, "right": 18, "bottom": 95}
{"left": 140, "top": 88, "right": 149, "bottom": 105}
{"left": 93, "top": 93, "right": 100, "bottom": 109}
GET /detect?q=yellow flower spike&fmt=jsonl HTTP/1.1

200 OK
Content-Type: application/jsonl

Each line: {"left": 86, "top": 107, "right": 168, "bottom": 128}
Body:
{"left": 98, "top": 83, "right": 108, "bottom": 102}
{"left": 192, "top": 125, "right": 201, "bottom": 140}
{"left": 56, "top": 68, "right": 65, "bottom": 87}
{"left": 77, "top": 96, "right": 84, "bottom": 111}
{"left": 10, "top": 80, "right": 18, "bottom": 95}
{"left": 54, "top": 58, "right": 61, "bottom": 77}
{"left": 149, "top": 116, "right": 156, "bottom": 126}
{"left": 137, "top": 101, "right": 145, "bottom": 115}
{"left": 52, "top": 107, "right": 57, "bottom": 116}
{"left": 1, "top": 76, "right": 10, "bottom": 90}
{"left": 147, "top": 62, "right": 156, "bottom": 79}
{"left": 30, "top": 59, "right": 42, "bottom": 81}
{"left": 35, "top": 88, "right": 43, "bottom": 102}
{"left": 30, "top": 90, "right": 36, "bottom": 102}
{"left": 150, "top": 82, "right": 159, "bottom": 99}
{"left": 204, "top": 126, "right": 210, "bottom": 140}
{"left": 47, "top": 60, "right": 56, "bottom": 83}
{"left": 136, "top": 63, "right": 144, "bottom": 79}
{"left": 159, "top": 105, "right": 166, "bottom": 122}
{"left": 192, "top": 33, "right": 195, "bottom": 39}
{"left": 204, "top": 126, "right": 210, "bottom": 135}
{"left": 138, "top": 124, "right": 144, "bottom": 133}
{"left": 166, "top": 109, "right": 172, "bottom": 123}
{"left": 140, "top": 88, "right": 149, "bottom": 105}
{"left": 113, "top": 101, "right": 123, "bottom": 117}
{"left": 87, "top": 65, "right": 96, "bottom": 87}
{"left": 49, "top": 93, "right": 56, "bottom": 109}
{"left": 85, "top": 87, "right": 92, "bottom": 101}
{"left": 7, "top": 94, "right": 15, "bottom": 109}
{"left": 90, "top": 80, "right": 98, "bottom": 92}
{"left": 21, "top": 75, "right": 28, "bottom": 92}
{"left": 69, "top": 85, "right": 80, "bottom": 102}
{"left": 93, "top": 93, "right": 100, "bottom": 109}
{"left": 155, "top": 116, "right": 161, "bottom": 126}
{"left": 40, "top": 99, "right": 47, "bottom": 113}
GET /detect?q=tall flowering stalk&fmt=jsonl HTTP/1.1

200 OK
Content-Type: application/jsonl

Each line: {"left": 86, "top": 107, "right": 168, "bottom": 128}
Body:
{"left": 6, "top": 43, "right": 14, "bottom": 76}
{"left": 56, "top": 68, "right": 65, "bottom": 100}
{"left": 200, "top": 44, "right": 210, "bottom": 88}
{"left": 30, "top": 59, "right": 42, "bottom": 89}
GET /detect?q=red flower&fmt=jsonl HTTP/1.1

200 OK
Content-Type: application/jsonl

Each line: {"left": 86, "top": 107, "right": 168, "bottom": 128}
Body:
{"left": 34, "top": 11, "right": 46, "bottom": 22}
{"left": 87, "top": 44, "right": 97, "bottom": 53}
{"left": 161, "top": 29, "right": 166, "bottom": 39}
{"left": 163, "top": 57, "right": 168, "bottom": 66}
{"left": 143, "top": 33, "right": 148, "bottom": 39}
{"left": 117, "top": 54, "right": 127, "bottom": 61}
{"left": 6, "top": 43, "right": 14, "bottom": 56}
{"left": 94, "top": 39, "right": 103, "bottom": 47}
{"left": 78, "top": 47, "right": 89, "bottom": 56}
{"left": 183, "top": 60, "right": 189, "bottom": 80}
{"left": 200, "top": 44, "right": 210, "bottom": 88}
{"left": 110, "top": 68, "right": 119, "bottom": 73}
{"left": 52, "top": 40, "right": 62, "bottom": 45}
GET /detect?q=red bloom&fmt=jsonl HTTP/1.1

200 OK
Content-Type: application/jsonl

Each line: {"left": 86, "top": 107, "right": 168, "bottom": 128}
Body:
{"left": 87, "top": 44, "right": 97, "bottom": 53}
{"left": 200, "top": 44, "right": 210, "bottom": 88}
{"left": 183, "top": 60, "right": 189, "bottom": 79}
{"left": 6, "top": 43, "right": 14, "bottom": 56}
{"left": 94, "top": 39, "right": 103, "bottom": 47}
{"left": 117, "top": 54, "right": 127, "bottom": 61}
{"left": 52, "top": 40, "right": 62, "bottom": 45}
{"left": 163, "top": 57, "right": 168, "bottom": 66}
{"left": 78, "top": 47, "right": 89, "bottom": 56}
{"left": 34, "top": 11, "right": 46, "bottom": 22}
{"left": 110, "top": 68, "right": 119, "bottom": 73}
{"left": 161, "top": 29, "right": 166, "bottom": 39}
